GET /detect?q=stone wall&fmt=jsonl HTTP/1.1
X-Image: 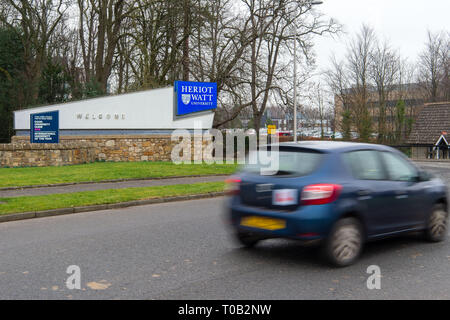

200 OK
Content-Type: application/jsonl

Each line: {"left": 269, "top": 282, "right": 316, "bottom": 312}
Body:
{"left": 5, "top": 135, "right": 204, "bottom": 167}
{"left": 0, "top": 141, "right": 96, "bottom": 167}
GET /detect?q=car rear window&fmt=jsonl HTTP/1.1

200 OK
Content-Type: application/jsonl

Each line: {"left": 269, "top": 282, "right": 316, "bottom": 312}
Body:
{"left": 242, "top": 150, "right": 323, "bottom": 176}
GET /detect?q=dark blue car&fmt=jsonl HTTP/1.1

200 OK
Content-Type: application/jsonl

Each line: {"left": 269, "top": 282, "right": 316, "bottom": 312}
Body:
{"left": 225, "top": 141, "right": 449, "bottom": 267}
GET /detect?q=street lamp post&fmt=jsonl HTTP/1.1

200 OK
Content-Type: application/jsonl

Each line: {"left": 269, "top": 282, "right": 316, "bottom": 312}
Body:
{"left": 293, "top": 0, "right": 323, "bottom": 143}
{"left": 293, "top": 32, "right": 298, "bottom": 142}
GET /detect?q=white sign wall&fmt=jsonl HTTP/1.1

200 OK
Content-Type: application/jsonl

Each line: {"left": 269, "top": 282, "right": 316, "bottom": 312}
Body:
{"left": 14, "top": 87, "right": 214, "bottom": 130}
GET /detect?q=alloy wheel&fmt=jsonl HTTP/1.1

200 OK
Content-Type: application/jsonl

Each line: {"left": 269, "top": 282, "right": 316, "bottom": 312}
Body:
{"left": 331, "top": 224, "right": 362, "bottom": 264}
{"left": 428, "top": 207, "right": 448, "bottom": 241}
{"left": 324, "top": 218, "right": 364, "bottom": 267}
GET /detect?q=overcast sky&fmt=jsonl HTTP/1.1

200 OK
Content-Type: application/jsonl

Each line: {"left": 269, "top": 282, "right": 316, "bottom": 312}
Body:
{"left": 313, "top": 0, "right": 450, "bottom": 76}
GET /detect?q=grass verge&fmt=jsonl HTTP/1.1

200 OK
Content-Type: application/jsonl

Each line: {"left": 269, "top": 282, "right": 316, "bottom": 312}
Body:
{"left": 0, "top": 181, "right": 225, "bottom": 215}
{"left": 0, "top": 162, "right": 237, "bottom": 188}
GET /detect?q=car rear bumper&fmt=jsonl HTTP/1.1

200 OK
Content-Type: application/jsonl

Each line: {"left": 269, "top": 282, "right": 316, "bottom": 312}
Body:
{"left": 227, "top": 197, "right": 337, "bottom": 241}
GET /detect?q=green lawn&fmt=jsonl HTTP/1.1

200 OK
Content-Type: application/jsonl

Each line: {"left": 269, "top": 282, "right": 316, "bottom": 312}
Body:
{"left": 0, "top": 161, "right": 237, "bottom": 188}
{"left": 0, "top": 181, "right": 226, "bottom": 215}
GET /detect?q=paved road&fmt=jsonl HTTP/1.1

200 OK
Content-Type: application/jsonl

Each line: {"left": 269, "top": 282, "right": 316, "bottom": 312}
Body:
{"left": 416, "top": 162, "right": 450, "bottom": 180}
{"left": 0, "top": 175, "right": 226, "bottom": 198}
{"left": 0, "top": 164, "right": 449, "bottom": 300}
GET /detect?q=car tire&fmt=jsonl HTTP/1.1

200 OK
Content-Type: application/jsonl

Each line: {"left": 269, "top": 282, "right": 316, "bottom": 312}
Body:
{"left": 323, "top": 217, "right": 364, "bottom": 267}
{"left": 235, "top": 232, "right": 260, "bottom": 248}
{"left": 424, "top": 204, "right": 448, "bottom": 242}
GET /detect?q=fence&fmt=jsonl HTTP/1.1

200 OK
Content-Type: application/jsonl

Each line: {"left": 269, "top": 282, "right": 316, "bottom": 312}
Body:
{"left": 391, "top": 144, "right": 450, "bottom": 161}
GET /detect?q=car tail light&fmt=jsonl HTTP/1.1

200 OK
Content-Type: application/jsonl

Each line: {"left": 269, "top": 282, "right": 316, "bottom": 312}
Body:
{"left": 225, "top": 177, "right": 241, "bottom": 195}
{"left": 301, "top": 184, "right": 342, "bottom": 205}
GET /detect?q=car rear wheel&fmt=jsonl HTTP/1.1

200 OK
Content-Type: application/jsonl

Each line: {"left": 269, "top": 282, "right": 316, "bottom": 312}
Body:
{"left": 323, "top": 218, "right": 363, "bottom": 267}
{"left": 235, "top": 232, "right": 261, "bottom": 248}
{"left": 424, "top": 204, "right": 448, "bottom": 242}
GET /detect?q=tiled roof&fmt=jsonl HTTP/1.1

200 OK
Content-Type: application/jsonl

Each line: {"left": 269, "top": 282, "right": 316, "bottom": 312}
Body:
{"left": 408, "top": 102, "right": 450, "bottom": 145}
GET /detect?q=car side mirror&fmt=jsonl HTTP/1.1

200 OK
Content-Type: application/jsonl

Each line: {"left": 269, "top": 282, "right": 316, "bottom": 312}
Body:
{"left": 415, "top": 170, "right": 431, "bottom": 182}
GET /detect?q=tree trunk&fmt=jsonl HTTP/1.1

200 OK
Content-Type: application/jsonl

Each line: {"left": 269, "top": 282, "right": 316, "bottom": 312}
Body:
{"left": 182, "top": 0, "right": 191, "bottom": 81}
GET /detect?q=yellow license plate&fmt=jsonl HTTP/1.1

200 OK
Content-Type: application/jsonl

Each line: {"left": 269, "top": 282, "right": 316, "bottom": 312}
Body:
{"left": 240, "top": 216, "right": 286, "bottom": 231}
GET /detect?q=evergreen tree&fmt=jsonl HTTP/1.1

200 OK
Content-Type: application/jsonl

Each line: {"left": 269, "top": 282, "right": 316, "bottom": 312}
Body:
{"left": 0, "top": 27, "right": 26, "bottom": 142}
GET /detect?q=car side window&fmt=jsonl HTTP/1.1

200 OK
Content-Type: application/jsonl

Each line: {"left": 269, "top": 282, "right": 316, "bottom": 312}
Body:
{"left": 343, "top": 150, "right": 386, "bottom": 180}
{"left": 380, "top": 152, "right": 417, "bottom": 182}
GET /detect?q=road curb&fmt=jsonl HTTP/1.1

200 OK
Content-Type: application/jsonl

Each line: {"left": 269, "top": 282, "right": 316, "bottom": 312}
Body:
{"left": 0, "top": 192, "right": 226, "bottom": 224}
{"left": 0, "top": 174, "right": 229, "bottom": 191}
{"left": 0, "top": 211, "right": 36, "bottom": 223}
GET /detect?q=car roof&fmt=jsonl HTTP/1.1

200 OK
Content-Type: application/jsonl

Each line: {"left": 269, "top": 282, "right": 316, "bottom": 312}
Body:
{"left": 276, "top": 141, "right": 394, "bottom": 153}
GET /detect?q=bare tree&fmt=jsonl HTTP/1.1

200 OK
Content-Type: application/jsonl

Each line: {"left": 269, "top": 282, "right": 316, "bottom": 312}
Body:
{"left": 77, "top": 0, "right": 137, "bottom": 93}
{"left": 324, "top": 56, "right": 353, "bottom": 140}
{"left": 369, "top": 39, "right": 400, "bottom": 143}
{"left": 309, "top": 82, "right": 327, "bottom": 138}
{"left": 417, "top": 30, "right": 447, "bottom": 102}
{"left": 217, "top": 0, "right": 338, "bottom": 134}
{"left": 440, "top": 32, "right": 450, "bottom": 101}
{"left": 190, "top": 0, "right": 287, "bottom": 129}
{"left": 326, "top": 25, "right": 407, "bottom": 142}
{"left": 346, "top": 24, "right": 377, "bottom": 141}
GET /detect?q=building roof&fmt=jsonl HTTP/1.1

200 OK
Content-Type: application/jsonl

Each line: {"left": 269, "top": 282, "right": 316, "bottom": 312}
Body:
{"left": 408, "top": 102, "right": 450, "bottom": 145}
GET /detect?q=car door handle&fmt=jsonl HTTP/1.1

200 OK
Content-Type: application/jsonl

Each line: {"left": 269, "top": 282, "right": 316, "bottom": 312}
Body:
{"left": 357, "top": 190, "right": 372, "bottom": 200}
{"left": 395, "top": 190, "right": 408, "bottom": 199}
{"left": 395, "top": 189, "right": 408, "bottom": 198}
{"left": 357, "top": 190, "right": 371, "bottom": 196}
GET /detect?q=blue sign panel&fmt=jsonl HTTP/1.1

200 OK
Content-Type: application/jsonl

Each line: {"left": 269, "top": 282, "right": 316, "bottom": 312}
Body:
{"left": 175, "top": 81, "right": 217, "bottom": 116}
{"left": 30, "top": 111, "right": 59, "bottom": 143}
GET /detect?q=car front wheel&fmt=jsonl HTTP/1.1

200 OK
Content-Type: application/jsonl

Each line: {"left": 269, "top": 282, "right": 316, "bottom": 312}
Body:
{"left": 424, "top": 204, "right": 448, "bottom": 242}
{"left": 323, "top": 217, "right": 364, "bottom": 267}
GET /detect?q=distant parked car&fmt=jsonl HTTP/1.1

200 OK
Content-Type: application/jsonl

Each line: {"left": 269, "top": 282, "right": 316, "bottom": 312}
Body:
{"left": 225, "top": 141, "right": 448, "bottom": 267}
{"left": 277, "top": 131, "right": 292, "bottom": 137}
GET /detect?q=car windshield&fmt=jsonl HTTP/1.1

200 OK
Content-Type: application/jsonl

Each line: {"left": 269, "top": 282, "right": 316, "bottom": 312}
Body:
{"left": 242, "top": 150, "right": 323, "bottom": 176}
